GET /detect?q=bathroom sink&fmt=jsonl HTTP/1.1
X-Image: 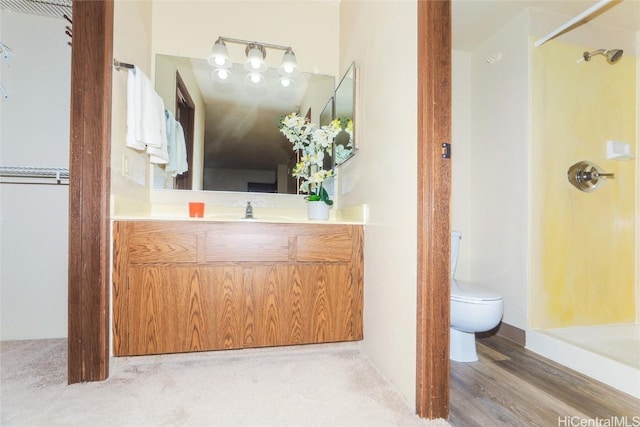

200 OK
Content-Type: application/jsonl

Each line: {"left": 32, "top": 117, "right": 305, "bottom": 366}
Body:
{"left": 204, "top": 213, "right": 249, "bottom": 221}
{"left": 205, "top": 213, "right": 303, "bottom": 222}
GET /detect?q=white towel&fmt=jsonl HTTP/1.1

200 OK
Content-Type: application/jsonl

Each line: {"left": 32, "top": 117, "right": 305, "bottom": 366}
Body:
{"left": 165, "top": 110, "right": 179, "bottom": 176}
{"left": 125, "top": 66, "right": 169, "bottom": 163}
{"left": 164, "top": 110, "right": 189, "bottom": 176}
{"left": 146, "top": 94, "right": 168, "bottom": 164}
{"left": 125, "top": 68, "right": 145, "bottom": 150}
{"left": 175, "top": 121, "right": 188, "bottom": 175}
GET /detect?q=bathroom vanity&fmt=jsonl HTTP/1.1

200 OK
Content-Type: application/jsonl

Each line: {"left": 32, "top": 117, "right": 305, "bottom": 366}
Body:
{"left": 112, "top": 220, "right": 363, "bottom": 356}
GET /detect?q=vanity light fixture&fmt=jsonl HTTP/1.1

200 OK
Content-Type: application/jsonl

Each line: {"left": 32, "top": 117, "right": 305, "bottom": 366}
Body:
{"left": 208, "top": 38, "right": 232, "bottom": 69}
{"left": 209, "top": 36, "right": 298, "bottom": 89}
{"left": 244, "top": 43, "right": 267, "bottom": 73}
{"left": 279, "top": 47, "right": 297, "bottom": 76}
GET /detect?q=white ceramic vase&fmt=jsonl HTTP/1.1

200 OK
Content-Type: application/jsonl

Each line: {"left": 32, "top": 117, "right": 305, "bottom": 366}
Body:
{"left": 307, "top": 201, "right": 330, "bottom": 220}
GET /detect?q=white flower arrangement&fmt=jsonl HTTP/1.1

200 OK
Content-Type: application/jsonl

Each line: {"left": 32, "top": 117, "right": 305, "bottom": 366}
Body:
{"left": 279, "top": 112, "right": 342, "bottom": 205}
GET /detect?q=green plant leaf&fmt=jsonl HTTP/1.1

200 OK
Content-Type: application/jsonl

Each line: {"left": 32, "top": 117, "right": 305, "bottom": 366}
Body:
{"left": 317, "top": 186, "right": 333, "bottom": 205}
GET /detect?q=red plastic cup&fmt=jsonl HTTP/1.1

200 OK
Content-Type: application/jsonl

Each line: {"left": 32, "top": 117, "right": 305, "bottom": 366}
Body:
{"left": 188, "top": 202, "right": 205, "bottom": 218}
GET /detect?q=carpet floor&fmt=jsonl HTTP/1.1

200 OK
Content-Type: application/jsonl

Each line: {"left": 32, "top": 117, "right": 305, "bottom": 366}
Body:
{"left": 1, "top": 339, "right": 450, "bottom": 427}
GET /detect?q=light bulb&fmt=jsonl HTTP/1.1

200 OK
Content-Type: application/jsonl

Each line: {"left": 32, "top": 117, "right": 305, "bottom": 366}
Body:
{"left": 244, "top": 45, "right": 266, "bottom": 73}
{"left": 280, "top": 77, "right": 291, "bottom": 87}
{"left": 208, "top": 39, "right": 231, "bottom": 68}
{"left": 282, "top": 63, "right": 294, "bottom": 74}
{"left": 243, "top": 72, "right": 265, "bottom": 89}
{"left": 279, "top": 49, "right": 297, "bottom": 76}
{"left": 211, "top": 68, "right": 233, "bottom": 84}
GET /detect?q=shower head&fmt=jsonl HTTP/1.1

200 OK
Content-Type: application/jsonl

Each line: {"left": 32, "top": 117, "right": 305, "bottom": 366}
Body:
{"left": 582, "top": 49, "right": 624, "bottom": 64}
{"left": 608, "top": 49, "right": 624, "bottom": 63}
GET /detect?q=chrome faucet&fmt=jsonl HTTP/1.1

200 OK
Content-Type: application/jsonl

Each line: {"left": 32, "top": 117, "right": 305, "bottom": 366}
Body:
{"left": 245, "top": 201, "right": 253, "bottom": 219}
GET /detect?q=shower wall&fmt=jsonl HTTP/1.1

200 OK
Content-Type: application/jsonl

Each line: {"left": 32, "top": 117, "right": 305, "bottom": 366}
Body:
{"left": 530, "top": 39, "right": 637, "bottom": 329}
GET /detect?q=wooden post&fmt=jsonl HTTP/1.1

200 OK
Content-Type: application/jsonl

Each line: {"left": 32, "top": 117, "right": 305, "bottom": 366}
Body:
{"left": 416, "top": 0, "right": 452, "bottom": 419}
{"left": 67, "top": 0, "right": 113, "bottom": 384}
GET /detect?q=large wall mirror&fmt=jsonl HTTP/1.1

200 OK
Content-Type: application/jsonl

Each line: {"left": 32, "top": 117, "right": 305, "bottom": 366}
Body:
{"left": 154, "top": 54, "right": 335, "bottom": 193}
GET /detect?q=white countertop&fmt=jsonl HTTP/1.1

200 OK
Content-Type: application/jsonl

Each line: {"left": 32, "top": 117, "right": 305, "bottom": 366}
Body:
{"left": 111, "top": 194, "right": 368, "bottom": 225}
{"left": 111, "top": 214, "right": 364, "bottom": 225}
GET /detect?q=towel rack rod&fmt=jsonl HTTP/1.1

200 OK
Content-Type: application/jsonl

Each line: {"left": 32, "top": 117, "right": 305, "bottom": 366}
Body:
{"left": 113, "top": 59, "right": 134, "bottom": 70}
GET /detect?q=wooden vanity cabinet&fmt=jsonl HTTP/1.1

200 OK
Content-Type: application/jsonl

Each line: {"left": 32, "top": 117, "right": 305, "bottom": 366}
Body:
{"left": 112, "top": 221, "right": 364, "bottom": 356}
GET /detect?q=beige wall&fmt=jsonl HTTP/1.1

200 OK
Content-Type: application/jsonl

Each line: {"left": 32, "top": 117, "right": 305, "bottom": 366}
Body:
{"left": 338, "top": 0, "right": 418, "bottom": 407}
{"left": 451, "top": 50, "right": 472, "bottom": 280}
{"left": 112, "top": 1, "right": 154, "bottom": 213}
{"left": 467, "top": 11, "right": 530, "bottom": 330}
{"left": 150, "top": 1, "right": 339, "bottom": 78}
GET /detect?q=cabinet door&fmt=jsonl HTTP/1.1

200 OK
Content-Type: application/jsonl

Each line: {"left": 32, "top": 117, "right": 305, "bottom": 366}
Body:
{"left": 246, "top": 264, "right": 360, "bottom": 348}
{"left": 125, "top": 265, "right": 245, "bottom": 355}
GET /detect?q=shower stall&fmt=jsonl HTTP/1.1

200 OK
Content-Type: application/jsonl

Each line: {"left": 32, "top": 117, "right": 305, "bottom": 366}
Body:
{"left": 451, "top": 0, "right": 638, "bottom": 401}
{"left": 526, "top": 12, "right": 639, "bottom": 398}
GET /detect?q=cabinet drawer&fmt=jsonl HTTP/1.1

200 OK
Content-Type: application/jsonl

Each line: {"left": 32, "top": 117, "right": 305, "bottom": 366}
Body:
{"left": 205, "top": 233, "right": 289, "bottom": 262}
{"left": 296, "top": 233, "right": 353, "bottom": 262}
{"left": 128, "top": 233, "right": 197, "bottom": 263}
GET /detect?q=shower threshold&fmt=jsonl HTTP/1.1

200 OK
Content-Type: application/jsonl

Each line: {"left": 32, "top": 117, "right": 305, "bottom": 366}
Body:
{"left": 527, "top": 325, "right": 640, "bottom": 399}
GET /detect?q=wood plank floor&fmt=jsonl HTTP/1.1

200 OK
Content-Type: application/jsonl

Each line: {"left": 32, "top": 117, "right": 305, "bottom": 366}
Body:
{"left": 449, "top": 335, "right": 639, "bottom": 426}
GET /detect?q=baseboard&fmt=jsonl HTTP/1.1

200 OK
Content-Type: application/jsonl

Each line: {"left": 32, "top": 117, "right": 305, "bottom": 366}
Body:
{"left": 495, "top": 322, "right": 526, "bottom": 347}
{"left": 477, "top": 322, "right": 526, "bottom": 347}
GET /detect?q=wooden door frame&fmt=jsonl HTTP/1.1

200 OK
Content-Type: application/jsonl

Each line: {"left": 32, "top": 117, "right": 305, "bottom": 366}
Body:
{"left": 68, "top": 0, "right": 453, "bottom": 419}
{"left": 67, "top": 0, "right": 113, "bottom": 383}
{"left": 174, "top": 71, "right": 195, "bottom": 190}
{"left": 416, "top": 0, "right": 451, "bottom": 419}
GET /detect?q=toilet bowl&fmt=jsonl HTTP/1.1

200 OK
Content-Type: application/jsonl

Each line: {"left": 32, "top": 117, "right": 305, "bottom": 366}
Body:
{"left": 450, "top": 231, "right": 504, "bottom": 362}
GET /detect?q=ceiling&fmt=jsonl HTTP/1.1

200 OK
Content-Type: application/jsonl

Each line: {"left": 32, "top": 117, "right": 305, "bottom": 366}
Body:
{"left": 452, "top": 0, "right": 640, "bottom": 52}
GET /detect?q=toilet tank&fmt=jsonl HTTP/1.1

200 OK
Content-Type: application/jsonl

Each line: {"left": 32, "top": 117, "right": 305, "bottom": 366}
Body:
{"left": 451, "top": 231, "right": 462, "bottom": 278}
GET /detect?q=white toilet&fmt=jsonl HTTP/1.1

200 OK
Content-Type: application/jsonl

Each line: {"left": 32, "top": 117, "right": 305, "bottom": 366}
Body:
{"left": 450, "top": 231, "right": 503, "bottom": 362}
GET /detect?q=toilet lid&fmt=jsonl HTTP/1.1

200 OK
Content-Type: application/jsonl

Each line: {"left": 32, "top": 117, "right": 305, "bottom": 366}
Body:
{"left": 451, "top": 279, "right": 502, "bottom": 302}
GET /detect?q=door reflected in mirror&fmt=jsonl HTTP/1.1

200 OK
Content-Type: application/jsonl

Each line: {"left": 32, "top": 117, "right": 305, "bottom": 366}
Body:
{"left": 154, "top": 54, "right": 335, "bottom": 193}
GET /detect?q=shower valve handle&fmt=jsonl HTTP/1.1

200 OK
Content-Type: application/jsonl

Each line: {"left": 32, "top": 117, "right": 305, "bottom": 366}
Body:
{"left": 568, "top": 161, "right": 615, "bottom": 193}
{"left": 582, "top": 170, "right": 615, "bottom": 181}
